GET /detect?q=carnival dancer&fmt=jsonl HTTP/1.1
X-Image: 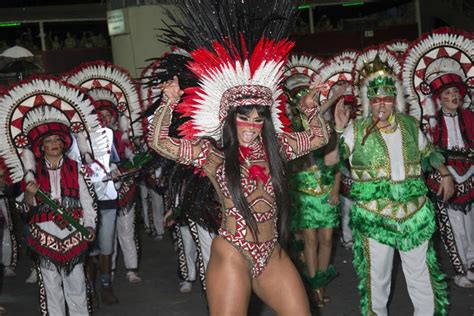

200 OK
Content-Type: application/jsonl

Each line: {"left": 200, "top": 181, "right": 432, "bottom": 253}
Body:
{"left": 283, "top": 54, "right": 343, "bottom": 308}
{"left": 137, "top": 147, "right": 165, "bottom": 239}
{"left": 149, "top": 1, "right": 330, "bottom": 314}
{"left": 333, "top": 48, "right": 453, "bottom": 316}
{"left": 140, "top": 59, "right": 175, "bottom": 239}
{"left": 0, "top": 78, "right": 105, "bottom": 315}
{"left": 83, "top": 119, "right": 120, "bottom": 306}
{"left": 143, "top": 49, "right": 220, "bottom": 293}
{"left": 0, "top": 191, "right": 6, "bottom": 315}
{"left": 0, "top": 160, "right": 18, "bottom": 278}
{"left": 165, "top": 163, "right": 220, "bottom": 293}
{"left": 327, "top": 51, "right": 360, "bottom": 251}
{"left": 64, "top": 61, "right": 144, "bottom": 284}
{"left": 313, "top": 55, "right": 360, "bottom": 258}
{"left": 403, "top": 28, "right": 474, "bottom": 288}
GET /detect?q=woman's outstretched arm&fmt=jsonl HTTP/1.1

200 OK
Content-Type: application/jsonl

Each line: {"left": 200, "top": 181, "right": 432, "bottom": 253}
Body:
{"left": 277, "top": 83, "right": 347, "bottom": 161}
{"left": 148, "top": 76, "right": 210, "bottom": 167}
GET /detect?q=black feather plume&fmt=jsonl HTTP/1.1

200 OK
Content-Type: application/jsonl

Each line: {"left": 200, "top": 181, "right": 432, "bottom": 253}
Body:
{"left": 161, "top": 0, "right": 302, "bottom": 58}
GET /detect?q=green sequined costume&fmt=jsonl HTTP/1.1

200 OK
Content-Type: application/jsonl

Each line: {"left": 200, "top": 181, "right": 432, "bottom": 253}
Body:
{"left": 341, "top": 113, "right": 448, "bottom": 315}
{"left": 290, "top": 149, "right": 340, "bottom": 231}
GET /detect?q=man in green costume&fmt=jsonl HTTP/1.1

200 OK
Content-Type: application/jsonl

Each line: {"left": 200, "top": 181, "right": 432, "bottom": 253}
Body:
{"left": 332, "top": 50, "right": 453, "bottom": 316}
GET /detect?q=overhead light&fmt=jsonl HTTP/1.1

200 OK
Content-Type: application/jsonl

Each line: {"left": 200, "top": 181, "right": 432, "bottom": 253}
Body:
{"left": 0, "top": 22, "right": 21, "bottom": 27}
{"left": 297, "top": 4, "right": 312, "bottom": 10}
{"left": 342, "top": 1, "right": 365, "bottom": 7}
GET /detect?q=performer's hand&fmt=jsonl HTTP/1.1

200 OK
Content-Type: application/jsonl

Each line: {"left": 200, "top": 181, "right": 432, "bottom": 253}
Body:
{"left": 327, "top": 189, "right": 340, "bottom": 206}
{"left": 326, "top": 188, "right": 339, "bottom": 206}
{"left": 438, "top": 175, "right": 455, "bottom": 202}
{"left": 163, "top": 209, "right": 175, "bottom": 227}
{"left": 25, "top": 182, "right": 39, "bottom": 195}
{"left": 84, "top": 227, "right": 96, "bottom": 242}
{"left": 320, "top": 83, "right": 349, "bottom": 114}
{"left": 158, "top": 76, "right": 183, "bottom": 103}
{"left": 300, "top": 81, "right": 325, "bottom": 111}
{"left": 110, "top": 169, "right": 121, "bottom": 180}
{"left": 334, "top": 98, "right": 350, "bottom": 131}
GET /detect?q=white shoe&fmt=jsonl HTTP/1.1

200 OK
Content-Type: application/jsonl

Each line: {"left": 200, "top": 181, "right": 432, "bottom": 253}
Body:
{"left": 25, "top": 269, "right": 38, "bottom": 284}
{"left": 454, "top": 275, "right": 474, "bottom": 288}
{"left": 126, "top": 271, "right": 142, "bottom": 284}
{"left": 154, "top": 234, "right": 164, "bottom": 241}
{"left": 4, "top": 266, "right": 16, "bottom": 277}
{"left": 466, "top": 270, "right": 474, "bottom": 282}
{"left": 179, "top": 281, "right": 192, "bottom": 293}
{"left": 0, "top": 305, "right": 6, "bottom": 314}
{"left": 340, "top": 237, "right": 353, "bottom": 249}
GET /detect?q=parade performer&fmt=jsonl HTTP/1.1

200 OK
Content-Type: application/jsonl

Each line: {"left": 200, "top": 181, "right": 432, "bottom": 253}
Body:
{"left": 82, "top": 119, "right": 120, "bottom": 306}
{"left": 403, "top": 28, "right": 474, "bottom": 288}
{"left": 0, "top": 184, "right": 6, "bottom": 315}
{"left": 65, "top": 61, "right": 144, "bottom": 285}
{"left": 0, "top": 78, "right": 104, "bottom": 315}
{"left": 333, "top": 48, "right": 452, "bottom": 315}
{"left": 143, "top": 49, "right": 220, "bottom": 293}
{"left": 325, "top": 52, "right": 361, "bottom": 251}
{"left": 283, "top": 53, "right": 342, "bottom": 308}
{"left": 0, "top": 159, "right": 18, "bottom": 278}
{"left": 165, "top": 163, "right": 220, "bottom": 293}
{"left": 140, "top": 55, "right": 186, "bottom": 239}
{"left": 149, "top": 1, "right": 330, "bottom": 314}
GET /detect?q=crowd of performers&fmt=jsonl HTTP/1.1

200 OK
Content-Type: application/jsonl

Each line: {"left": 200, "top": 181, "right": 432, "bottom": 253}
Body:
{"left": 0, "top": 1, "right": 472, "bottom": 315}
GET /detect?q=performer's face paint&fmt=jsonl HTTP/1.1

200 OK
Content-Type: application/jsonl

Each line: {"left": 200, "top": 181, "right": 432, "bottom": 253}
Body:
{"left": 42, "top": 134, "right": 64, "bottom": 159}
{"left": 236, "top": 108, "right": 263, "bottom": 147}
{"left": 370, "top": 95, "right": 395, "bottom": 123}
{"left": 439, "top": 86, "right": 461, "bottom": 114}
{"left": 100, "top": 109, "right": 115, "bottom": 128}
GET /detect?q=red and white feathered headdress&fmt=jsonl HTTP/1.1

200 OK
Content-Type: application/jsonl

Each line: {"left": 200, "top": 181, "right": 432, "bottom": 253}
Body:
{"left": 283, "top": 54, "right": 324, "bottom": 98}
{"left": 176, "top": 38, "right": 293, "bottom": 140}
{"left": 63, "top": 61, "right": 144, "bottom": 141}
{"left": 282, "top": 54, "right": 323, "bottom": 130}
{"left": 333, "top": 50, "right": 359, "bottom": 63}
{"left": 162, "top": 0, "right": 299, "bottom": 141}
{"left": 353, "top": 47, "right": 405, "bottom": 117}
{"left": 403, "top": 28, "right": 474, "bottom": 120}
{"left": 315, "top": 56, "right": 357, "bottom": 109}
{"left": 385, "top": 39, "right": 410, "bottom": 63}
{"left": 0, "top": 78, "right": 106, "bottom": 183}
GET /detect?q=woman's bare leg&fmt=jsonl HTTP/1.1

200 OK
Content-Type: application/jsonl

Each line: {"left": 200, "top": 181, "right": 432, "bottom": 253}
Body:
{"left": 206, "top": 237, "right": 252, "bottom": 316}
{"left": 252, "top": 248, "right": 311, "bottom": 316}
{"left": 317, "top": 228, "right": 333, "bottom": 271}
{"left": 303, "top": 229, "right": 319, "bottom": 277}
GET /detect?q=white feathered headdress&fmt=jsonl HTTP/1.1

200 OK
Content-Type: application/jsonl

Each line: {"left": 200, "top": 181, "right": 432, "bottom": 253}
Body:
{"left": 403, "top": 28, "right": 474, "bottom": 120}
{"left": 63, "top": 61, "right": 144, "bottom": 141}
{"left": 0, "top": 78, "right": 105, "bottom": 183}
{"left": 353, "top": 47, "right": 405, "bottom": 117}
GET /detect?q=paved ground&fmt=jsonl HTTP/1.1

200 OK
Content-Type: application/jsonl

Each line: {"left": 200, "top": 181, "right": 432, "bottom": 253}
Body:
{"left": 1, "top": 227, "right": 473, "bottom": 315}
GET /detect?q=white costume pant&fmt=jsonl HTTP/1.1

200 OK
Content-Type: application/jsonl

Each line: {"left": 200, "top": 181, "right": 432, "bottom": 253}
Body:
{"left": 180, "top": 223, "right": 215, "bottom": 281}
{"left": 40, "top": 261, "right": 88, "bottom": 316}
{"left": 112, "top": 206, "right": 138, "bottom": 270}
{"left": 138, "top": 183, "right": 164, "bottom": 235}
{"left": 1, "top": 204, "right": 12, "bottom": 267}
{"left": 447, "top": 204, "right": 474, "bottom": 271}
{"left": 340, "top": 195, "right": 353, "bottom": 244}
{"left": 367, "top": 238, "right": 434, "bottom": 316}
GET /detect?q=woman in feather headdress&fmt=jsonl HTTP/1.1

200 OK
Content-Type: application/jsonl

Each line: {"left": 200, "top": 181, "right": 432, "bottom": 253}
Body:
{"left": 149, "top": 1, "right": 330, "bottom": 314}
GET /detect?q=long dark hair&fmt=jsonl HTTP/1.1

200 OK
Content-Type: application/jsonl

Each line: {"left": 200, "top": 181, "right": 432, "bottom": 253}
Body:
{"left": 222, "top": 105, "right": 290, "bottom": 248}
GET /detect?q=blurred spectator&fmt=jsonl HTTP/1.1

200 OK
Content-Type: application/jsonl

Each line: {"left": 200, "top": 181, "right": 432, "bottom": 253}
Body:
{"left": 95, "top": 33, "right": 108, "bottom": 48}
{"left": 64, "top": 32, "right": 77, "bottom": 49}
{"left": 51, "top": 35, "right": 62, "bottom": 50}
{"left": 79, "top": 31, "right": 93, "bottom": 48}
